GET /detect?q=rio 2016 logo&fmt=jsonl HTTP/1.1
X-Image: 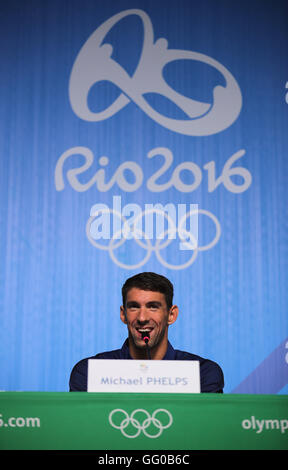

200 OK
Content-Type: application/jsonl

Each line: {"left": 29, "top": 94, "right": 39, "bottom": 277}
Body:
{"left": 69, "top": 8, "right": 242, "bottom": 136}
{"left": 55, "top": 9, "right": 250, "bottom": 270}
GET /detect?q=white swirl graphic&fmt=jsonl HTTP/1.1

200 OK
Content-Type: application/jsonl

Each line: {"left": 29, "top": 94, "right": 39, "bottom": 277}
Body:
{"left": 69, "top": 9, "right": 242, "bottom": 136}
{"left": 86, "top": 207, "right": 221, "bottom": 270}
{"left": 108, "top": 408, "right": 173, "bottom": 438}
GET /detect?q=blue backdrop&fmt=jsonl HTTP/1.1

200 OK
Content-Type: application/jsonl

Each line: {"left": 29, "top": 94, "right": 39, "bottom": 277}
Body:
{"left": 0, "top": 0, "right": 287, "bottom": 394}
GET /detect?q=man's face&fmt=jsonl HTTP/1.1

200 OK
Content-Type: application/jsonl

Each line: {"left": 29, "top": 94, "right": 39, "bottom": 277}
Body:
{"left": 120, "top": 288, "right": 178, "bottom": 358}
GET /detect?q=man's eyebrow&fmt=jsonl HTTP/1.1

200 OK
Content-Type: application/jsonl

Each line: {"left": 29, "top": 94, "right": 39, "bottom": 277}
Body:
{"left": 126, "top": 300, "right": 163, "bottom": 308}
{"left": 126, "top": 301, "right": 140, "bottom": 308}
{"left": 146, "top": 301, "right": 162, "bottom": 307}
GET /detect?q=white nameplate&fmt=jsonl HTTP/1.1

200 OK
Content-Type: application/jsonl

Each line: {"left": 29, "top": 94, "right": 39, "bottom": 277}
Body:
{"left": 87, "top": 359, "right": 200, "bottom": 393}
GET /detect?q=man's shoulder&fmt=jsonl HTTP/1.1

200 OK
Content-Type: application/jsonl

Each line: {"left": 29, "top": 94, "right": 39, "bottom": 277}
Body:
{"left": 174, "top": 348, "right": 212, "bottom": 363}
{"left": 174, "top": 347, "right": 223, "bottom": 373}
{"left": 173, "top": 348, "right": 224, "bottom": 393}
{"left": 69, "top": 347, "right": 124, "bottom": 391}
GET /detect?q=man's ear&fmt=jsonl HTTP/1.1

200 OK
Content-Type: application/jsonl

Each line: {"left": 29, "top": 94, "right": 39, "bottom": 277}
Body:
{"left": 167, "top": 305, "right": 179, "bottom": 325}
{"left": 120, "top": 306, "right": 127, "bottom": 324}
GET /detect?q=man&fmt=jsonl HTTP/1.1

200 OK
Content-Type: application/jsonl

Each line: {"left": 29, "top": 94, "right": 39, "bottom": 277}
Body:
{"left": 69, "top": 272, "right": 224, "bottom": 392}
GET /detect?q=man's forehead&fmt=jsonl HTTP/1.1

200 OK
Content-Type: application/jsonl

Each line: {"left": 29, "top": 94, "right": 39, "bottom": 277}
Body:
{"left": 126, "top": 288, "right": 166, "bottom": 303}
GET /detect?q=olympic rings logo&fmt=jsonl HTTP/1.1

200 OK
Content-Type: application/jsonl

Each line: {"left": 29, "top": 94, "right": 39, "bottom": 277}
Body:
{"left": 108, "top": 408, "right": 173, "bottom": 438}
{"left": 86, "top": 205, "right": 221, "bottom": 270}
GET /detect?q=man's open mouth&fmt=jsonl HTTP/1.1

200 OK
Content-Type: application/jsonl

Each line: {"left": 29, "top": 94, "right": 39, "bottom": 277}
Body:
{"left": 135, "top": 327, "right": 154, "bottom": 337}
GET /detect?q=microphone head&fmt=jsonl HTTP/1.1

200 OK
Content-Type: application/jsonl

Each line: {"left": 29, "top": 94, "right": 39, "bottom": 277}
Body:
{"left": 141, "top": 331, "right": 150, "bottom": 343}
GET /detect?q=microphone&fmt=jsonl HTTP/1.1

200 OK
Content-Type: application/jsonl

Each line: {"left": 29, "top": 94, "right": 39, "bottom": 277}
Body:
{"left": 141, "top": 331, "right": 151, "bottom": 360}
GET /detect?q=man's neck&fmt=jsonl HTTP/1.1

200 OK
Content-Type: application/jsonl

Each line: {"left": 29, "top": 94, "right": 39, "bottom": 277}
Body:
{"left": 128, "top": 339, "right": 168, "bottom": 360}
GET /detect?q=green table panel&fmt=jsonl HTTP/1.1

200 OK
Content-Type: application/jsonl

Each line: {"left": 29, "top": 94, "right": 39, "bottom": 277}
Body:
{"left": 0, "top": 392, "right": 287, "bottom": 450}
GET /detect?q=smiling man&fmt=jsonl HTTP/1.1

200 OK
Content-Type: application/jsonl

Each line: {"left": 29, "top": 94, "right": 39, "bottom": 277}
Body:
{"left": 69, "top": 272, "right": 224, "bottom": 392}
{"left": 120, "top": 287, "right": 179, "bottom": 360}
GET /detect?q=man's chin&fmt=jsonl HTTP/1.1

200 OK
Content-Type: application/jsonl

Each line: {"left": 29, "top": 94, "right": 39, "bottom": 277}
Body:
{"left": 135, "top": 338, "right": 151, "bottom": 348}
{"left": 130, "top": 334, "right": 154, "bottom": 350}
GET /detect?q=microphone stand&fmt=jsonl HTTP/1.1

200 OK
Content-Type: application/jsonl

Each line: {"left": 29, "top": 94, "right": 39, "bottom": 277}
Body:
{"left": 141, "top": 332, "right": 151, "bottom": 360}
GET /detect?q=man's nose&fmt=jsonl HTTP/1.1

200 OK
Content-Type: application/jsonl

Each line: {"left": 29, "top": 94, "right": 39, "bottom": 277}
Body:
{"left": 137, "top": 307, "right": 149, "bottom": 323}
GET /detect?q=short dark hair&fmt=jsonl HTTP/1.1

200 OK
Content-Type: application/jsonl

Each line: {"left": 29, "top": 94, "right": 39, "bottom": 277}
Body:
{"left": 122, "top": 272, "right": 174, "bottom": 310}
